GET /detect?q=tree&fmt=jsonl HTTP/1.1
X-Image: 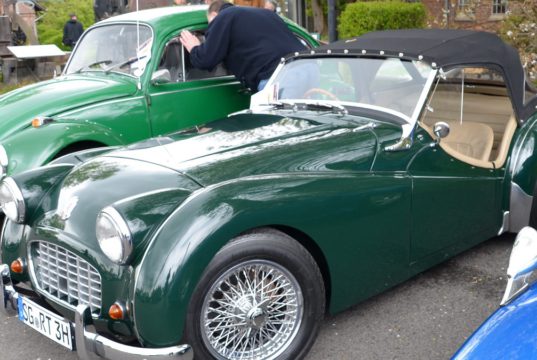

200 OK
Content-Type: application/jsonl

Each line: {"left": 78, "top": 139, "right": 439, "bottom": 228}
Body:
{"left": 499, "top": 0, "right": 537, "bottom": 83}
{"left": 37, "top": 0, "right": 94, "bottom": 50}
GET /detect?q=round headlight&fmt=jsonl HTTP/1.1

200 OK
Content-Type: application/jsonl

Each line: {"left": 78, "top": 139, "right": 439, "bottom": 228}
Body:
{"left": 0, "top": 144, "right": 8, "bottom": 179}
{"left": 0, "top": 177, "right": 25, "bottom": 223}
{"left": 96, "top": 207, "right": 132, "bottom": 264}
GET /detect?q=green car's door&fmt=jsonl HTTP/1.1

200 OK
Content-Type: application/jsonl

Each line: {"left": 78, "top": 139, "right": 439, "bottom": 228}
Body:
{"left": 407, "top": 66, "right": 514, "bottom": 262}
{"left": 146, "top": 33, "right": 249, "bottom": 136}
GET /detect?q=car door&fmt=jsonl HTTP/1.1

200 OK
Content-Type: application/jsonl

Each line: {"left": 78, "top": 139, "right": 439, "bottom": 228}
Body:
{"left": 407, "top": 66, "right": 514, "bottom": 262}
{"left": 146, "top": 29, "right": 250, "bottom": 136}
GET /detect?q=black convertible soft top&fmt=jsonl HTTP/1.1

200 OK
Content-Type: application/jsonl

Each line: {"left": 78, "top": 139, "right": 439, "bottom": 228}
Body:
{"left": 307, "top": 29, "right": 535, "bottom": 122}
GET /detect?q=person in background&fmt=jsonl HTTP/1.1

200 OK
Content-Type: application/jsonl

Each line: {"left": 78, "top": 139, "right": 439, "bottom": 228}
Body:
{"left": 179, "top": 0, "right": 305, "bottom": 92}
{"left": 264, "top": 0, "right": 278, "bottom": 12}
{"left": 62, "top": 13, "right": 84, "bottom": 49}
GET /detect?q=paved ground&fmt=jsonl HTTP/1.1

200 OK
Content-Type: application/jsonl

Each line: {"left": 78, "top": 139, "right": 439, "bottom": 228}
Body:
{"left": 0, "top": 234, "right": 514, "bottom": 360}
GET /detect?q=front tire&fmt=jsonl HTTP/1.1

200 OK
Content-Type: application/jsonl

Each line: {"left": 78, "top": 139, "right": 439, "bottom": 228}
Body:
{"left": 183, "top": 230, "right": 325, "bottom": 360}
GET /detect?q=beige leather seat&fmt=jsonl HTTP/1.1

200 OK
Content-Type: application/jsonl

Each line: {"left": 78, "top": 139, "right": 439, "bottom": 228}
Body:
{"left": 443, "top": 121, "right": 494, "bottom": 162}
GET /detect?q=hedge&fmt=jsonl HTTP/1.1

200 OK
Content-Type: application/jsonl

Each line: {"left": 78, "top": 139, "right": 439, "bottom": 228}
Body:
{"left": 338, "top": 1, "right": 427, "bottom": 39}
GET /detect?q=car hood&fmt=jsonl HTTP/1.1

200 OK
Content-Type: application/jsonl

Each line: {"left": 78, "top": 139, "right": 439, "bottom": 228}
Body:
{"left": 0, "top": 74, "right": 136, "bottom": 140}
{"left": 104, "top": 112, "right": 397, "bottom": 186}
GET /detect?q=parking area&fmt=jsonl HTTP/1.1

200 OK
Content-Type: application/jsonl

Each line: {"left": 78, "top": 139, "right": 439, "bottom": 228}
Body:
{"left": 0, "top": 234, "right": 513, "bottom": 360}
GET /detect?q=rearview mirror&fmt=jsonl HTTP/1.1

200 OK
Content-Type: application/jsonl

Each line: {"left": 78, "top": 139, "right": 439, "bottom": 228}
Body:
{"left": 433, "top": 121, "right": 450, "bottom": 142}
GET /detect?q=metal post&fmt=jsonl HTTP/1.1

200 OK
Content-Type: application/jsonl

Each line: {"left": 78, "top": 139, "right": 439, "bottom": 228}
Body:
{"left": 327, "top": 0, "right": 336, "bottom": 42}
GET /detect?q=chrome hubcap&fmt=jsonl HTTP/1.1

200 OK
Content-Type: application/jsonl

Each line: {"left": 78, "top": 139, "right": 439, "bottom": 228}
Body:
{"left": 201, "top": 260, "right": 303, "bottom": 360}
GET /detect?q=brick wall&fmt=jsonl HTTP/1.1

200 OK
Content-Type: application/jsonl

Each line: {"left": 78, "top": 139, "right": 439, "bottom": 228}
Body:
{"left": 422, "top": 0, "right": 536, "bottom": 31}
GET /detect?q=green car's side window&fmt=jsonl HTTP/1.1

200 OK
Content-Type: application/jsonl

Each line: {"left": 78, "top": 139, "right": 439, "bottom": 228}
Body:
{"left": 155, "top": 31, "right": 231, "bottom": 84}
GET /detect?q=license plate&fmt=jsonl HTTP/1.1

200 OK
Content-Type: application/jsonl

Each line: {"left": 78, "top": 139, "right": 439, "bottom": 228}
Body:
{"left": 17, "top": 296, "right": 73, "bottom": 350}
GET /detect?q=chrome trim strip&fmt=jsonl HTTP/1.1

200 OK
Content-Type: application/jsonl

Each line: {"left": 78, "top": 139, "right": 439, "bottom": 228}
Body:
{"left": 76, "top": 305, "right": 193, "bottom": 360}
{"left": 498, "top": 211, "right": 510, "bottom": 235}
{"left": 1, "top": 177, "right": 25, "bottom": 223}
{"left": 0, "top": 144, "right": 8, "bottom": 179}
{"left": 97, "top": 207, "right": 133, "bottom": 264}
{"left": 510, "top": 182, "right": 533, "bottom": 232}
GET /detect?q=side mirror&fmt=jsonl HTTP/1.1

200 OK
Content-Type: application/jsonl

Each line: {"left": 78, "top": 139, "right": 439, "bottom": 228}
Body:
{"left": 501, "top": 227, "right": 537, "bottom": 305}
{"left": 433, "top": 121, "right": 450, "bottom": 142}
{"left": 151, "top": 69, "right": 171, "bottom": 85}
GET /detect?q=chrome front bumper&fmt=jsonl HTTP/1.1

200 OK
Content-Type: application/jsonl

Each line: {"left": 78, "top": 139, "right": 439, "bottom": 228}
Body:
{"left": 0, "top": 264, "right": 193, "bottom": 360}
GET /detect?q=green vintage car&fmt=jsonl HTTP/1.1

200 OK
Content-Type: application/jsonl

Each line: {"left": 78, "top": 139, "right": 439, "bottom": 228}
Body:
{"left": 0, "top": 5, "right": 316, "bottom": 178}
{"left": 1, "top": 29, "right": 537, "bottom": 359}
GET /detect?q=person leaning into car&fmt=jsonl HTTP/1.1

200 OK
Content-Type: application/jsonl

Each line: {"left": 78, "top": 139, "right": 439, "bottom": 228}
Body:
{"left": 179, "top": 0, "right": 305, "bottom": 92}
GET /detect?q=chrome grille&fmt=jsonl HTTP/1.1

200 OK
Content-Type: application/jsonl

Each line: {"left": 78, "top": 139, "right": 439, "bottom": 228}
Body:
{"left": 32, "top": 241, "right": 102, "bottom": 314}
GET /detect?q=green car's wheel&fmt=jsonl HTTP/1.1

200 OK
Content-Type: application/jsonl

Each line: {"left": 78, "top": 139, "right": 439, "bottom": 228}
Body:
{"left": 183, "top": 230, "right": 325, "bottom": 360}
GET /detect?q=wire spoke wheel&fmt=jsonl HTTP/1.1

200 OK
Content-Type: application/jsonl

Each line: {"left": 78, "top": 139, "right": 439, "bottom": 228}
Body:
{"left": 201, "top": 259, "right": 304, "bottom": 360}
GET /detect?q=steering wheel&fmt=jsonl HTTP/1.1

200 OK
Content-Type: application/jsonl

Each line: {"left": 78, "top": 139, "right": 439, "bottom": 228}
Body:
{"left": 303, "top": 88, "right": 340, "bottom": 101}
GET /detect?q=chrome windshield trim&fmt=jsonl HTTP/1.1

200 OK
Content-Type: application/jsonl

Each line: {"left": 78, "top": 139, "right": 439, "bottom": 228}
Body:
{"left": 0, "top": 144, "right": 8, "bottom": 179}
{"left": 63, "top": 22, "right": 155, "bottom": 79}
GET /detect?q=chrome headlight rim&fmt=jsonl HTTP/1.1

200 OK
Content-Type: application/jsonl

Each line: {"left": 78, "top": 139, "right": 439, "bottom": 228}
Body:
{"left": 0, "top": 144, "right": 8, "bottom": 179}
{"left": 96, "top": 206, "right": 133, "bottom": 265}
{"left": 0, "top": 177, "right": 25, "bottom": 223}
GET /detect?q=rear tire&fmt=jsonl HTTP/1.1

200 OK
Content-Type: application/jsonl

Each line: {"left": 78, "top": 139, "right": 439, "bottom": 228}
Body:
{"left": 183, "top": 230, "right": 325, "bottom": 360}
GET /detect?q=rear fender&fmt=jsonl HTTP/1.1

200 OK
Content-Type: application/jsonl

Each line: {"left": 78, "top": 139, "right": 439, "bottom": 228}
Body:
{"left": 508, "top": 114, "right": 537, "bottom": 231}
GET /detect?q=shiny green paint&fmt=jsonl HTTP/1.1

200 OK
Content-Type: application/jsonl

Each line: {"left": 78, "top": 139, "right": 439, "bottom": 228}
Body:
{"left": 509, "top": 114, "right": 537, "bottom": 195}
{"left": 408, "top": 127, "right": 502, "bottom": 262}
{"left": 5, "top": 107, "right": 533, "bottom": 348}
{"left": 0, "top": 6, "right": 317, "bottom": 177}
{"left": 134, "top": 172, "right": 412, "bottom": 346}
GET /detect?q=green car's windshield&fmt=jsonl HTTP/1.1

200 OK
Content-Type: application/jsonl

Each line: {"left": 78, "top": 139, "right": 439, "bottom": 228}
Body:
{"left": 269, "top": 57, "right": 434, "bottom": 122}
{"left": 65, "top": 24, "right": 153, "bottom": 77}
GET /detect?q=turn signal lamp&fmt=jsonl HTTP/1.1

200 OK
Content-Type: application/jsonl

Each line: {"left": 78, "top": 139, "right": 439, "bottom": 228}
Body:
{"left": 31, "top": 117, "right": 53, "bottom": 128}
{"left": 10, "top": 259, "right": 24, "bottom": 274}
{"left": 108, "top": 303, "right": 125, "bottom": 320}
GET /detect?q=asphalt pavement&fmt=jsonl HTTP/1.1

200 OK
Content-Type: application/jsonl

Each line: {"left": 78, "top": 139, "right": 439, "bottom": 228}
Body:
{"left": 0, "top": 234, "right": 514, "bottom": 360}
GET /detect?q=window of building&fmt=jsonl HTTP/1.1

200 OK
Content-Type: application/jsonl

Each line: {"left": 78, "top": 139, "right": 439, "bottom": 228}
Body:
{"left": 492, "top": 0, "right": 507, "bottom": 14}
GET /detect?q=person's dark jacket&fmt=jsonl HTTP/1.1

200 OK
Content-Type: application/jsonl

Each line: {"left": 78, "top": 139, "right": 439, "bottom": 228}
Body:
{"left": 190, "top": 4, "right": 306, "bottom": 90}
{"left": 63, "top": 19, "right": 84, "bottom": 47}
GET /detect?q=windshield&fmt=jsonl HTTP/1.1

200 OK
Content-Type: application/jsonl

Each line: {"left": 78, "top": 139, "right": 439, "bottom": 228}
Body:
{"left": 65, "top": 24, "right": 153, "bottom": 77}
{"left": 269, "top": 57, "right": 434, "bottom": 121}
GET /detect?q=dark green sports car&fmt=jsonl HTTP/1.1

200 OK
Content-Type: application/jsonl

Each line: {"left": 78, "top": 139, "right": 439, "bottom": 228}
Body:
{"left": 1, "top": 29, "right": 537, "bottom": 360}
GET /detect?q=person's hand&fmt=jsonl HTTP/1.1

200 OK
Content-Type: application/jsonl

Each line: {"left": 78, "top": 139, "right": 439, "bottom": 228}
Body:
{"left": 180, "top": 30, "right": 201, "bottom": 53}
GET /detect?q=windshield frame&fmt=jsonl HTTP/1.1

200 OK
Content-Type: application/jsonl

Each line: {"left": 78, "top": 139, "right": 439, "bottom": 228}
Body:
{"left": 63, "top": 22, "right": 155, "bottom": 79}
{"left": 253, "top": 55, "right": 438, "bottom": 128}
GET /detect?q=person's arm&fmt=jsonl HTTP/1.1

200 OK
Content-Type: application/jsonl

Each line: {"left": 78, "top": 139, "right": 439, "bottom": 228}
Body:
{"left": 180, "top": 15, "right": 232, "bottom": 70}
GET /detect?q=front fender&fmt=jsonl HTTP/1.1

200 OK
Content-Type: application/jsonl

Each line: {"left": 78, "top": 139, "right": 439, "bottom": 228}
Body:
{"left": 2, "top": 122, "right": 124, "bottom": 175}
{"left": 132, "top": 173, "right": 411, "bottom": 347}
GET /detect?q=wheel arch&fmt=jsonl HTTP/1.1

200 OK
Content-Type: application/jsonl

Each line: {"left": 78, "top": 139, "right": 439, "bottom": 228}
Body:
{"left": 131, "top": 177, "right": 337, "bottom": 347}
{"left": 268, "top": 225, "right": 332, "bottom": 311}
{"left": 52, "top": 140, "right": 108, "bottom": 160}
{"left": 508, "top": 114, "right": 537, "bottom": 231}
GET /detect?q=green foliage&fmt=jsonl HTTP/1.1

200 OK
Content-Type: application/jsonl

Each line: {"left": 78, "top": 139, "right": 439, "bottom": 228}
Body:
{"left": 498, "top": 0, "right": 537, "bottom": 83}
{"left": 0, "top": 80, "right": 35, "bottom": 95}
{"left": 37, "top": 0, "right": 95, "bottom": 50}
{"left": 338, "top": 1, "right": 427, "bottom": 39}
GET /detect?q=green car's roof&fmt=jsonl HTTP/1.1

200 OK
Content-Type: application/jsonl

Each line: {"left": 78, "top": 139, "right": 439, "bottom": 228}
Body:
{"left": 96, "top": 5, "right": 209, "bottom": 32}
